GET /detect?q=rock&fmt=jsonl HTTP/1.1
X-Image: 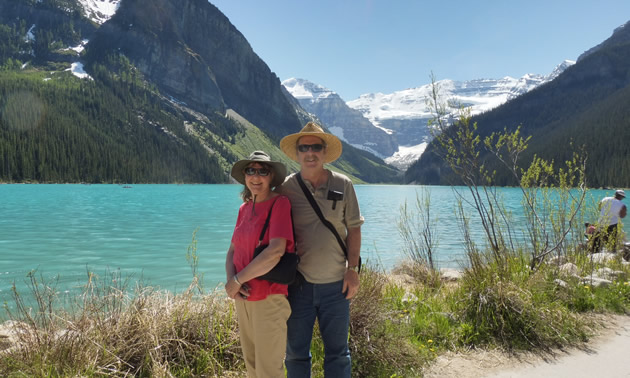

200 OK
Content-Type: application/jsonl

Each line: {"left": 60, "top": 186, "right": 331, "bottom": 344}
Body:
{"left": 596, "top": 267, "right": 614, "bottom": 278}
{"left": 401, "top": 292, "right": 418, "bottom": 304}
{"left": 588, "top": 252, "right": 617, "bottom": 264}
{"left": 559, "top": 263, "right": 579, "bottom": 277}
{"left": 554, "top": 279, "right": 568, "bottom": 288}
{"left": 0, "top": 320, "right": 28, "bottom": 353}
{"left": 440, "top": 268, "right": 463, "bottom": 281}
{"left": 581, "top": 277, "right": 613, "bottom": 288}
{"left": 596, "top": 267, "right": 627, "bottom": 281}
{"left": 388, "top": 273, "right": 415, "bottom": 288}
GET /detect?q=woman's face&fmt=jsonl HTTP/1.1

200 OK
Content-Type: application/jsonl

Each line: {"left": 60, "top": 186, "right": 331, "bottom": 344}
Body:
{"left": 244, "top": 163, "right": 274, "bottom": 198}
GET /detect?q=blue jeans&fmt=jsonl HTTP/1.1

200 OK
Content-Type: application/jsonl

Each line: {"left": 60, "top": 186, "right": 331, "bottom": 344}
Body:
{"left": 285, "top": 279, "right": 351, "bottom": 378}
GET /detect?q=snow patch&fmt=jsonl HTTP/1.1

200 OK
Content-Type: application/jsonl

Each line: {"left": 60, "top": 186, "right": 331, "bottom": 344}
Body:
{"left": 327, "top": 126, "right": 348, "bottom": 143}
{"left": 65, "top": 62, "right": 93, "bottom": 80}
{"left": 384, "top": 143, "right": 428, "bottom": 170}
{"left": 25, "top": 24, "right": 36, "bottom": 42}
{"left": 62, "top": 39, "right": 89, "bottom": 54}
{"left": 77, "top": 0, "right": 120, "bottom": 24}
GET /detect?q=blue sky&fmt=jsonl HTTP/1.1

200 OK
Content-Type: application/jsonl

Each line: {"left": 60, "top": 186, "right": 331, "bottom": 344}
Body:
{"left": 210, "top": 1, "right": 630, "bottom": 101}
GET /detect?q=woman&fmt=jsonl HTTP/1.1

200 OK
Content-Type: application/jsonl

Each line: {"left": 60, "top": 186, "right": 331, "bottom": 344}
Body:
{"left": 225, "top": 150, "right": 294, "bottom": 378}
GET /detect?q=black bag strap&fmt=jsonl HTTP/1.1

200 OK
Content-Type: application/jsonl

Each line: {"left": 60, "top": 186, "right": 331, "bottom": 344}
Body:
{"left": 296, "top": 173, "right": 357, "bottom": 262}
{"left": 257, "top": 197, "right": 279, "bottom": 246}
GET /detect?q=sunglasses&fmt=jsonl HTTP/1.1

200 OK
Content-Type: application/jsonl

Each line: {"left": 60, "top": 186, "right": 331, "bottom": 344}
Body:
{"left": 244, "top": 167, "right": 271, "bottom": 177}
{"left": 297, "top": 144, "right": 325, "bottom": 153}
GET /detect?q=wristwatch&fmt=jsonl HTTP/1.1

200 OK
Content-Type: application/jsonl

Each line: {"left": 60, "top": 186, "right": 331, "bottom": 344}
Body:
{"left": 347, "top": 265, "right": 360, "bottom": 273}
{"left": 233, "top": 274, "right": 242, "bottom": 285}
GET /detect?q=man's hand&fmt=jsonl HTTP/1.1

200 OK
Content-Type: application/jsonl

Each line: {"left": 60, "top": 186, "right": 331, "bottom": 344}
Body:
{"left": 342, "top": 269, "right": 360, "bottom": 299}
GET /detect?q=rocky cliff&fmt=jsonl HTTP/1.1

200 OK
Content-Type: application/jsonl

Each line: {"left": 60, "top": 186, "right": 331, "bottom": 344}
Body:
{"left": 86, "top": 0, "right": 301, "bottom": 139}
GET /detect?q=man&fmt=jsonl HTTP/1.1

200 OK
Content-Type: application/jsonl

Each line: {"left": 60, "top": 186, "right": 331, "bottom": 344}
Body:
{"left": 596, "top": 189, "right": 627, "bottom": 252}
{"left": 277, "top": 122, "right": 363, "bottom": 377}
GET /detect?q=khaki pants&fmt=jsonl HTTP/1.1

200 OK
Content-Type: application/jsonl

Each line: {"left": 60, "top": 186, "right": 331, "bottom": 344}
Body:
{"left": 235, "top": 294, "right": 291, "bottom": 378}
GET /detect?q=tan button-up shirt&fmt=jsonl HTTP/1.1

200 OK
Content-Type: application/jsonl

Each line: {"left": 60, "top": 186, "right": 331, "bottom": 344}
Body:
{"left": 277, "top": 170, "right": 364, "bottom": 284}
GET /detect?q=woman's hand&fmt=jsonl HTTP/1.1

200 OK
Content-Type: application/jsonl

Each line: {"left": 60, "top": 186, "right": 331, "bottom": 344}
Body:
{"left": 225, "top": 244, "right": 250, "bottom": 300}
{"left": 225, "top": 276, "right": 250, "bottom": 300}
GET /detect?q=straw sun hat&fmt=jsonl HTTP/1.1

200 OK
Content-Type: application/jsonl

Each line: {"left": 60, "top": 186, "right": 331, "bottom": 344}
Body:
{"left": 230, "top": 151, "right": 287, "bottom": 188}
{"left": 279, "top": 122, "right": 342, "bottom": 163}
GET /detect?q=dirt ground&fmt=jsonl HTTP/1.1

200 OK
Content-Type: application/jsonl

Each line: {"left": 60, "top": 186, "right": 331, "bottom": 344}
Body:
{"left": 423, "top": 314, "right": 630, "bottom": 378}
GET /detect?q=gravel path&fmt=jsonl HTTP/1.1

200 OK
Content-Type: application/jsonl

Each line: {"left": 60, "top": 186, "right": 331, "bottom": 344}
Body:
{"left": 424, "top": 315, "right": 630, "bottom": 378}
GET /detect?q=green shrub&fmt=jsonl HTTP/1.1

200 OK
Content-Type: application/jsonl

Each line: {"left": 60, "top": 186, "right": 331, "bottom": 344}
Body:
{"left": 349, "top": 267, "right": 424, "bottom": 377}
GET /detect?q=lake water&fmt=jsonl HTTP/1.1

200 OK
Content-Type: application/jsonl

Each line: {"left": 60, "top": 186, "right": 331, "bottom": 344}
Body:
{"left": 0, "top": 184, "right": 608, "bottom": 305}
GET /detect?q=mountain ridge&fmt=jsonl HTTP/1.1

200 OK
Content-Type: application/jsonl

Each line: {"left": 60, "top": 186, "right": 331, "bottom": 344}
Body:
{"left": 404, "top": 21, "right": 630, "bottom": 187}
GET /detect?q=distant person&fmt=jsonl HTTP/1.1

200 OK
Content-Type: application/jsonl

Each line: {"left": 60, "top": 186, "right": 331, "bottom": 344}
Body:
{"left": 277, "top": 122, "right": 364, "bottom": 377}
{"left": 594, "top": 189, "right": 627, "bottom": 252}
{"left": 224, "top": 151, "right": 295, "bottom": 378}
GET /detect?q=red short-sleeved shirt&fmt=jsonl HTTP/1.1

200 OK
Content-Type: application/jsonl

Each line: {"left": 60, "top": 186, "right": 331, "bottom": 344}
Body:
{"left": 231, "top": 195, "right": 294, "bottom": 301}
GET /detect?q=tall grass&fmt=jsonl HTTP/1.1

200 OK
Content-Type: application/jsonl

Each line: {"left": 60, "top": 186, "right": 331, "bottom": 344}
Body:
{"left": 0, "top": 270, "right": 242, "bottom": 377}
{"left": 399, "top": 188, "right": 439, "bottom": 271}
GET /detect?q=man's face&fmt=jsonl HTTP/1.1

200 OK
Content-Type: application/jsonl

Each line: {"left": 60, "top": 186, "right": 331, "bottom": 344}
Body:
{"left": 296, "top": 136, "right": 326, "bottom": 170}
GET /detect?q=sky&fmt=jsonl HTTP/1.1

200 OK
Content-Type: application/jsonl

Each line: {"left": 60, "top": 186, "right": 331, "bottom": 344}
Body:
{"left": 209, "top": 1, "right": 630, "bottom": 101}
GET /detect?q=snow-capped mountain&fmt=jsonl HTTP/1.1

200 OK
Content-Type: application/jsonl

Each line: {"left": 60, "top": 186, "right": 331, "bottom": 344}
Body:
{"left": 282, "top": 78, "right": 398, "bottom": 158}
{"left": 345, "top": 60, "right": 574, "bottom": 169}
{"left": 77, "top": 0, "right": 120, "bottom": 24}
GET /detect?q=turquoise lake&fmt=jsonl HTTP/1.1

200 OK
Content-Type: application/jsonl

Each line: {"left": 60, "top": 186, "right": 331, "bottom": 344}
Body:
{"left": 0, "top": 184, "right": 609, "bottom": 305}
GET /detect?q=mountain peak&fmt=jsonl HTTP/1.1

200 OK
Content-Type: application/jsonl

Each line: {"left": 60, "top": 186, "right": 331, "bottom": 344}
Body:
{"left": 282, "top": 78, "right": 338, "bottom": 101}
{"left": 546, "top": 59, "right": 575, "bottom": 81}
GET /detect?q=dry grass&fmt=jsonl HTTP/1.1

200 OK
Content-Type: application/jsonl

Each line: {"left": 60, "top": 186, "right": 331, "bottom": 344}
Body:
{"left": 0, "top": 274, "right": 243, "bottom": 377}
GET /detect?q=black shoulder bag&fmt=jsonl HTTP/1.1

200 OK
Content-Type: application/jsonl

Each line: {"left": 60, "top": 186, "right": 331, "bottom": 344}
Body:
{"left": 296, "top": 173, "right": 361, "bottom": 273}
{"left": 252, "top": 197, "right": 300, "bottom": 284}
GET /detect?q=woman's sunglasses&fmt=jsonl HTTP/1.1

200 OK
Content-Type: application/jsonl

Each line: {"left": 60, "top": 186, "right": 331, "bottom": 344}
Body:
{"left": 244, "top": 167, "right": 271, "bottom": 177}
{"left": 297, "top": 144, "right": 325, "bottom": 153}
